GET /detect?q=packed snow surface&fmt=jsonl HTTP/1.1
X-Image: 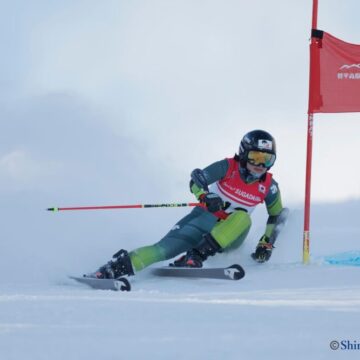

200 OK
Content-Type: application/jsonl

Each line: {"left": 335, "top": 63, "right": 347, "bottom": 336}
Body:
{"left": 1, "top": 201, "right": 360, "bottom": 359}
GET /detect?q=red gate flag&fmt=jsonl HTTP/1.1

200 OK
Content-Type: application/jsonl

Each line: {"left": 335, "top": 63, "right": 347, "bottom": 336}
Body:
{"left": 309, "top": 30, "right": 360, "bottom": 113}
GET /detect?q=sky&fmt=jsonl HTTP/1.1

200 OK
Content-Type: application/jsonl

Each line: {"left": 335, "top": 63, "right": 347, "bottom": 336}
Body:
{"left": 1, "top": 0, "right": 360, "bottom": 213}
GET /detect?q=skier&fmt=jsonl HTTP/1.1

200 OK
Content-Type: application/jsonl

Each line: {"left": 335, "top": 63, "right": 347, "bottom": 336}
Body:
{"left": 88, "top": 130, "right": 287, "bottom": 279}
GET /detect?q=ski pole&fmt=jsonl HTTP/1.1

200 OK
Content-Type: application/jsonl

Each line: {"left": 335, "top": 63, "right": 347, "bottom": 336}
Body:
{"left": 47, "top": 202, "right": 203, "bottom": 212}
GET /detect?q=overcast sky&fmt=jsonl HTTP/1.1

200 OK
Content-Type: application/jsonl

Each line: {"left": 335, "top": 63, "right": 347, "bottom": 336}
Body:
{"left": 1, "top": 0, "right": 360, "bottom": 209}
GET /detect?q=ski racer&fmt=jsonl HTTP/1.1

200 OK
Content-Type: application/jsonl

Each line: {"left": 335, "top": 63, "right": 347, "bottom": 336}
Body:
{"left": 88, "top": 129, "right": 287, "bottom": 279}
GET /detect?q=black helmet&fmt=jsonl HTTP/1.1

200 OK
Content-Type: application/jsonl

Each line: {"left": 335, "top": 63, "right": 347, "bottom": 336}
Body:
{"left": 239, "top": 130, "right": 276, "bottom": 169}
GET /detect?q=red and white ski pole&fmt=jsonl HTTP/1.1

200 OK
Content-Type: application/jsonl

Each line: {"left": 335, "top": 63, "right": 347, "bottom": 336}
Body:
{"left": 47, "top": 202, "right": 203, "bottom": 212}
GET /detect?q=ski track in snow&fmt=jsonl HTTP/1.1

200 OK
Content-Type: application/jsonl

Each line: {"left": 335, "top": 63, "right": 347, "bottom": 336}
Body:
{"left": 2, "top": 286, "right": 360, "bottom": 310}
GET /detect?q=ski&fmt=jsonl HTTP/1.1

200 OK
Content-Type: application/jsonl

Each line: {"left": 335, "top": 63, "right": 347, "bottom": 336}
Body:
{"left": 69, "top": 276, "right": 131, "bottom": 291}
{"left": 152, "top": 264, "right": 245, "bottom": 281}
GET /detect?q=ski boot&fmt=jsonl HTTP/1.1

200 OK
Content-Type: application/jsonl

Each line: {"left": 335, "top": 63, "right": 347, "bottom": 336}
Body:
{"left": 170, "top": 233, "right": 222, "bottom": 268}
{"left": 88, "top": 249, "right": 135, "bottom": 279}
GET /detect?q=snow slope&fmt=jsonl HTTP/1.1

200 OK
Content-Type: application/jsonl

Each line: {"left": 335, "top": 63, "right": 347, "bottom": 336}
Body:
{"left": 1, "top": 200, "right": 360, "bottom": 360}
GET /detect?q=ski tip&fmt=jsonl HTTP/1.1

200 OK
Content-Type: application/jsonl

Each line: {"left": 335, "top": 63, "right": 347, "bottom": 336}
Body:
{"left": 69, "top": 275, "right": 131, "bottom": 292}
{"left": 227, "top": 264, "right": 245, "bottom": 280}
{"left": 47, "top": 207, "right": 59, "bottom": 212}
{"left": 117, "top": 277, "right": 131, "bottom": 291}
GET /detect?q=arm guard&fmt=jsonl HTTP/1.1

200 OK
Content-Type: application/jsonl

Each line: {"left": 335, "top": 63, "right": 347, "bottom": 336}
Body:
{"left": 189, "top": 160, "right": 229, "bottom": 199}
{"left": 264, "top": 208, "right": 289, "bottom": 245}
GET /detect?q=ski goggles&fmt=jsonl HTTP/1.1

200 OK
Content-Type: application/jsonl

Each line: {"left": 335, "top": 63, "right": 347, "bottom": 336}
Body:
{"left": 247, "top": 151, "right": 276, "bottom": 168}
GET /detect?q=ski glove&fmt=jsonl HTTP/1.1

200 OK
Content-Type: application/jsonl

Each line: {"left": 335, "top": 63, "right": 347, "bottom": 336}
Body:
{"left": 252, "top": 235, "right": 273, "bottom": 263}
{"left": 199, "top": 193, "right": 224, "bottom": 213}
{"left": 191, "top": 169, "right": 209, "bottom": 192}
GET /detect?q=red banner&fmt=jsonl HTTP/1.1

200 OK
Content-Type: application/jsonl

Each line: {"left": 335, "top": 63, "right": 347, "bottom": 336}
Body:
{"left": 308, "top": 31, "right": 360, "bottom": 113}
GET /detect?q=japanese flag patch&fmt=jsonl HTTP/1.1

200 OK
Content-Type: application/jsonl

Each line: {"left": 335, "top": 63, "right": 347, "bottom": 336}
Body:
{"left": 257, "top": 139, "right": 273, "bottom": 150}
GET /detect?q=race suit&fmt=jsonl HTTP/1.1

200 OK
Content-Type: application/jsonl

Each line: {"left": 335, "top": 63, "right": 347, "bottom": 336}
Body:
{"left": 129, "top": 157, "right": 283, "bottom": 271}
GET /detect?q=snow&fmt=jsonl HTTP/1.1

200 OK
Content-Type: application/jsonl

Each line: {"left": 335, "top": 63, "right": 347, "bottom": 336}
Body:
{"left": 1, "top": 201, "right": 360, "bottom": 359}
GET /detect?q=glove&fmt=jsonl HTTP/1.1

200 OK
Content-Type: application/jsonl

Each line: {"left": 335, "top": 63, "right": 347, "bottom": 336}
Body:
{"left": 191, "top": 169, "right": 209, "bottom": 192}
{"left": 251, "top": 235, "right": 273, "bottom": 263}
{"left": 199, "top": 193, "right": 224, "bottom": 213}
